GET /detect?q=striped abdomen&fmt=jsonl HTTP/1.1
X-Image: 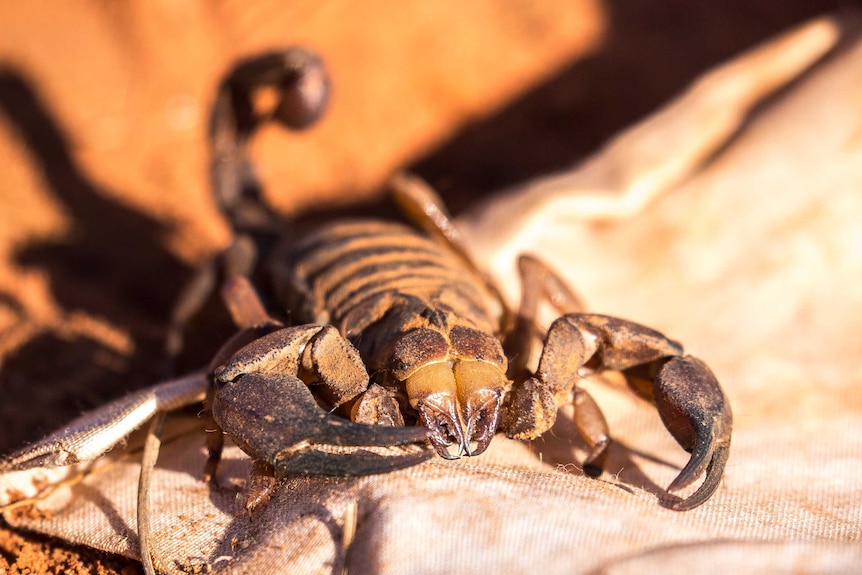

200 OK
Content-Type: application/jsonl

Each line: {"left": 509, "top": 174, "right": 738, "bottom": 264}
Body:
{"left": 271, "top": 220, "right": 501, "bottom": 338}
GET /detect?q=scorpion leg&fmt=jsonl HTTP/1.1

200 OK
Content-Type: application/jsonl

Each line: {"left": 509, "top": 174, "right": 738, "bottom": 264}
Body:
{"left": 506, "top": 254, "right": 586, "bottom": 377}
{"left": 388, "top": 172, "right": 477, "bottom": 270}
{"left": 202, "top": 276, "right": 283, "bottom": 484}
{"left": 212, "top": 324, "right": 430, "bottom": 477}
{"left": 504, "top": 255, "right": 610, "bottom": 474}
{"left": 389, "top": 172, "right": 511, "bottom": 325}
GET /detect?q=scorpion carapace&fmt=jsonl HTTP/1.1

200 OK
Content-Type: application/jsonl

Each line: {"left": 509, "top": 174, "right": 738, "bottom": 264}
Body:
{"left": 186, "top": 48, "right": 732, "bottom": 513}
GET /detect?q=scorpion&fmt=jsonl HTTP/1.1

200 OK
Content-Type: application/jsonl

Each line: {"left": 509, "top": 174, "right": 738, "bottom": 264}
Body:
{"left": 1, "top": 47, "right": 732, "bottom": 573}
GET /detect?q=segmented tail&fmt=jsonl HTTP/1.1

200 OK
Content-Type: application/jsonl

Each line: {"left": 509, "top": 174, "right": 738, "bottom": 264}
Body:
{"left": 209, "top": 48, "right": 330, "bottom": 235}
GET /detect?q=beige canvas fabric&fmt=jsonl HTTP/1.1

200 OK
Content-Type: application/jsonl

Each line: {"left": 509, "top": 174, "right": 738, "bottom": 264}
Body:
{"left": 2, "top": 16, "right": 861, "bottom": 574}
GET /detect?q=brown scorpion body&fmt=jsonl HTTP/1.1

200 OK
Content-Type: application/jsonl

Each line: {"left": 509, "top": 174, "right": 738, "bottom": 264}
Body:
{"left": 193, "top": 48, "right": 731, "bottom": 514}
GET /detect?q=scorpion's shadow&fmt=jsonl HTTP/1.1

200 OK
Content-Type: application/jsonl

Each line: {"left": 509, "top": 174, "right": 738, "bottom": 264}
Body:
{"left": 0, "top": 67, "right": 220, "bottom": 454}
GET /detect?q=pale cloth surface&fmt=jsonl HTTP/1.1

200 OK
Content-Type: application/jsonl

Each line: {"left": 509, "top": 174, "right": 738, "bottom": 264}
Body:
{"left": 3, "top": 16, "right": 862, "bottom": 575}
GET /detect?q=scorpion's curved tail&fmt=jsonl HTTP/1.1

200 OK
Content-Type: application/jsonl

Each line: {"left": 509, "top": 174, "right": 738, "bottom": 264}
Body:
{"left": 208, "top": 47, "right": 330, "bottom": 237}
{"left": 166, "top": 48, "right": 330, "bottom": 364}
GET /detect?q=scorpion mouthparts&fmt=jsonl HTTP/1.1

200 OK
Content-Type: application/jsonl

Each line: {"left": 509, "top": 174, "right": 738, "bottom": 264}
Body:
{"left": 414, "top": 392, "right": 501, "bottom": 459}
{"left": 405, "top": 361, "right": 506, "bottom": 460}
{"left": 416, "top": 399, "right": 469, "bottom": 460}
{"left": 462, "top": 393, "right": 502, "bottom": 457}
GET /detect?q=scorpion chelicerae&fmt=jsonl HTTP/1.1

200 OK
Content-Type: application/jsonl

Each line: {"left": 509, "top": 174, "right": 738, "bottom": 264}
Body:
{"left": 1, "top": 46, "right": 732, "bottom": 574}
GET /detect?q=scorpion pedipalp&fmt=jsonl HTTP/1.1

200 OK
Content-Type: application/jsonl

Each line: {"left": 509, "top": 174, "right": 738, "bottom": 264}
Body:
{"left": 650, "top": 355, "right": 732, "bottom": 510}
{"left": 503, "top": 310, "right": 732, "bottom": 510}
{"left": 209, "top": 323, "right": 432, "bottom": 478}
{"left": 213, "top": 372, "right": 431, "bottom": 476}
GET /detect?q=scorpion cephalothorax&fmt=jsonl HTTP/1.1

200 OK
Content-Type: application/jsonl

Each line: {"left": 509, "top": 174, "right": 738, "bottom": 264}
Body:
{"left": 275, "top": 218, "right": 510, "bottom": 459}
{"left": 1, "top": 45, "right": 732, "bottom": 575}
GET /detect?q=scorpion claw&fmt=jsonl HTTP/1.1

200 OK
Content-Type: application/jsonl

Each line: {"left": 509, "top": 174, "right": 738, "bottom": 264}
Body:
{"left": 666, "top": 442, "right": 731, "bottom": 511}
{"left": 213, "top": 373, "right": 432, "bottom": 477}
{"left": 653, "top": 356, "right": 733, "bottom": 510}
{"left": 274, "top": 445, "right": 432, "bottom": 476}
